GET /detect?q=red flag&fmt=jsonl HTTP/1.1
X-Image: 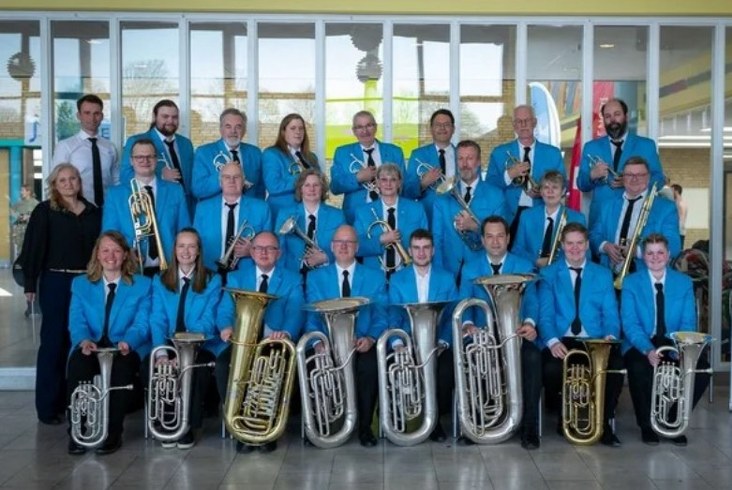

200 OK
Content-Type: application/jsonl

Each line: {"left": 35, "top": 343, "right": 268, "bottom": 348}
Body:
{"left": 567, "top": 117, "right": 582, "bottom": 211}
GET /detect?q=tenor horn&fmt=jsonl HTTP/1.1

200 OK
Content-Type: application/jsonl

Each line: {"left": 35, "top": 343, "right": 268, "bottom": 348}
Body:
{"left": 376, "top": 301, "right": 447, "bottom": 446}
{"left": 436, "top": 177, "right": 483, "bottom": 252}
{"left": 297, "top": 297, "right": 369, "bottom": 448}
{"left": 129, "top": 178, "right": 168, "bottom": 272}
{"left": 452, "top": 274, "right": 533, "bottom": 443}
{"left": 366, "top": 208, "right": 412, "bottom": 272}
{"left": 651, "top": 331, "right": 714, "bottom": 438}
{"left": 146, "top": 333, "right": 215, "bottom": 442}
{"left": 222, "top": 289, "right": 297, "bottom": 445}
{"left": 69, "top": 348, "right": 134, "bottom": 448}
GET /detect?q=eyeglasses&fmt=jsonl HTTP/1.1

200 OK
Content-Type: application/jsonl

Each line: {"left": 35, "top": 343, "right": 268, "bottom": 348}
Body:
{"left": 251, "top": 245, "right": 279, "bottom": 253}
{"left": 332, "top": 239, "right": 357, "bottom": 246}
{"left": 432, "top": 122, "right": 453, "bottom": 129}
{"left": 353, "top": 123, "right": 376, "bottom": 132}
{"left": 624, "top": 172, "right": 648, "bottom": 180}
{"left": 132, "top": 155, "right": 156, "bottom": 162}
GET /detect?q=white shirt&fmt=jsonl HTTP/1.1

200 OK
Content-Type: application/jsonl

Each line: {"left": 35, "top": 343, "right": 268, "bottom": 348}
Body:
{"left": 503, "top": 140, "right": 536, "bottom": 207}
{"left": 154, "top": 128, "right": 179, "bottom": 167}
{"left": 608, "top": 132, "right": 628, "bottom": 162}
{"left": 381, "top": 198, "right": 404, "bottom": 269}
{"left": 544, "top": 207, "right": 560, "bottom": 236}
{"left": 601, "top": 190, "right": 648, "bottom": 260}
{"left": 178, "top": 267, "right": 194, "bottom": 290}
{"left": 102, "top": 276, "right": 121, "bottom": 302}
{"left": 561, "top": 260, "right": 589, "bottom": 339}
{"left": 52, "top": 130, "right": 119, "bottom": 204}
{"left": 434, "top": 144, "right": 456, "bottom": 181}
{"left": 460, "top": 176, "right": 480, "bottom": 203}
{"left": 336, "top": 262, "right": 357, "bottom": 297}
{"left": 136, "top": 177, "right": 160, "bottom": 267}
{"left": 256, "top": 265, "right": 276, "bottom": 337}
{"left": 361, "top": 142, "right": 382, "bottom": 204}
{"left": 415, "top": 265, "right": 431, "bottom": 303}
{"left": 647, "top": 269, "right": 667, "bottom": 336}
{"left": 221, "top": 196, "right": 242, "bottom": 257}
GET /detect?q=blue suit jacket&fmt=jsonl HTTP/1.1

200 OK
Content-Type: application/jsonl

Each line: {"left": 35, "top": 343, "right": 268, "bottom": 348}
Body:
{"left": 620, "top": 268, "right": 696, "bottom": 355}
{"left": 432, "top": 181, "right": 509, "bottom": 277}
{"left": 387, "top": 265, "right": 459, "bottom": 346}
{"left": 102, "top": 179, "right": 191, "bottom": 261}
{"left": 192, "top": 195, "right": 273, "bottom": 272}
{"left": 305, "top": 263, "right": 388, "bottom": 340}
{"left": 330, "top": 141, "right": 406, "bottom": 223}
{"left": 217, "top": 262, "right": 305, "bottom": 342}
{"left": 121, "top": 129, "right": 194, "bottom": 189}
{"left": 403, "top": 143, "right": 457, "bottom": 222}
{"left": 274, "top": 203, "right": 345, "bottom": 272}
{"left": 353, "top": 198, "right": 428, "bottom": 272}
{"left": 577, "top": 132, "right": 664, "bottom": 226}
{"left": 512, "top": 204, "right": 587, "bottom": 267}
{"left": 69, "top": 275, "right": 152, "bottom": 358}
{"left": 538, "top": 261, "right": 620, "bottom": 345}
{"left": 486, "top": 140, "right": 566, "bottom": 217}
{"left": 589, "top": 192, "right": 680, "bottom": 270}
{"left": 150, "top": 273, "right": 225, "bottom": 356}
{"left": 191, "top": 139, "right": 264, "bottom": 201}
{"left": 262, "top": 146, "right": 319, "bottom": 216}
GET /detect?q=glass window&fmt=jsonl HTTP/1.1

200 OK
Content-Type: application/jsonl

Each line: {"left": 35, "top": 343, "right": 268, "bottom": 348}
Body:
{"left": 190, "top": 22, "right": 248, "bottom": 147}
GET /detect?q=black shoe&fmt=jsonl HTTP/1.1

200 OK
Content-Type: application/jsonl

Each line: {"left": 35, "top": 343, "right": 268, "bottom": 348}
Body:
{"left": 671, "top": 435, "right": 688, "bottom": 447}
{"left": 303, "top": 437, "right": 315, "bottom": 447}
{"left": 359, "top": 429, "right": 377, "bottom": 447}
{"left": 96, "top": 435, "right": 122, "bottom": 455}
{"left": 177, "top": 430, "right": 195, "bottom": 450}
{"left": 236, "top": 441, "right": 256, "bottom": 453}
{"left": 521, "top": 429, "right": 540, "bottom": 450}
{"left": 601, "top": 428, "right": 622, "bottom": 448}
{"left": 641, "top": 428, "right": 660, "bottom": 446}
{"left": 456, "top": 435, "right": 475, "bottom": 446}
{"left": 429, "top": 423, "right": 447, "bottom": 442}
{"left": 259, "top": 441, "right": 277, "bottom": 453}
{"left": 39, "top": 415, "right": 63, "bottom": 425}
{"left": 67, "top": 439, "right": 86, "bottom": 455}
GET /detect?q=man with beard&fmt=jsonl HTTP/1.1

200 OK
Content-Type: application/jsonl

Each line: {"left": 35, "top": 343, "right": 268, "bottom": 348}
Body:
{"left": 121, "top": 100, "right": 195, "bottom": 213}
{"left": 577, "top": 98, "right": 665, "bottom": 226}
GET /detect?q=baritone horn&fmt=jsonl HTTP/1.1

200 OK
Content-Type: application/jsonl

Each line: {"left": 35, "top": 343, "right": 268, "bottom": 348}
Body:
{"left": 367, "top": 208, "right": 412, "bottom": 271}
{"left": 436, "top": 177, "right": 483, "bottom": 252}
{"left": 147, "top": 333, "right": 215, "bottom": 442}
{"left": 376, "top": 301, "right": 447, "bottom": 446}
{"left": 69, "top": 348, "right": 134, "bottom": 448}
{"left": 129, "top": 178, "right": 168, "bottom": 272}
{"left": 222, "top": 289, "right": 298, "bottom": 445}
{"left": 297, "top": 297, "right": 369, "bottom": 448}
{"left": 505, "top": 152, "right": 539, "bottom": 193}
{"left": 452, "top": 274, "right": 534, "bottom": 443}
{"left": 651, "top": 331, "right": 714, "bottom": 438}
{"left": 216, "top": 220, "right": 256, "bottom": 271}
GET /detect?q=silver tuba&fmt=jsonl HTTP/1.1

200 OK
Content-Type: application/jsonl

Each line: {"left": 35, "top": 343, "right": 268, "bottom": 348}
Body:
{"left": 147, "top": 333, "right": 216, "bottom": 442}
{"left": 69, "top": 348, "right": 134, "bottom": 448}
{"left": 376, "top": 301, "right": 448, "bottom": 446}
{"left": 452, "top": 274, "right": 533, "bottom": 443}
{"left": 297, "top": 297, "right": 369, "bottom": 448}
{"left": 436, "top": 177, "right": 483, "bottom": 252}
{"left": 651, "top": 331, "right": 714, "bottom": 438}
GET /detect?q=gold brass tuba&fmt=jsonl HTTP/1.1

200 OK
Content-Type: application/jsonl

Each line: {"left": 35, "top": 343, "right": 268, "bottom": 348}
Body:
{"left": 69, "top": 348, "right": 133, "bottom": 448}
{"left": 452, "top": 274, "right": 533, "bottom": 443}
{"left": 562, "top": 338, "right": 624, "bottom": 445}
{"left": 651, "top": 331, "right": 714, "bottom": 438}
{"left": 436, "top": 177, "right": 483, "bottom": 252}
{"left": 222, "top": 289, "right": 297, "bottom": 445}
{"left": 376, "top": 301, "right": 448, "bottom": 446}
{"left": 216, "top": 220, "right": 256, "bottom": 271}
{"left": 546, "top": 207, "right": 568, "bottom": 266}
{"left": 297, "top": 297, "right": 369, "bottom": 448}
{"left": 146, "top": 333, "right": 215, "bottom": 442}
{"left": 613, "top": 183, "right": 658, "bottom": 290}
{"left": 129, "top": 178, "right": 168, "bottom": 272}
{"left": 367, "top": 208, "right": 413, "bottom": 271}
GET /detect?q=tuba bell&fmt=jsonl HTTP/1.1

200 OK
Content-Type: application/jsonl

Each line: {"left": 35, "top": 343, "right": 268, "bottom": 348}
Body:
{"left": 376, "top": 301, "right": 448, "bottom": 446}
{"left": 147, "top": 333, "right": 216, "bottom": 442}
{"left": 452, "top": 274, "right": 533, "bottom": 443}
{"left": 222, "top": 289, "right": 297, "bottom": 445}
{"left": 436, "top": 177, "right": 483, "bottom": 252}
{"left": 297, "top": 297, "right": 369, "bottom": 448}
{"left": 69, "top": 348, "right": 134, "bottom": 448}
{"left": 651, "top": 331, "right": 714, "bottom": 438}
{"left": 129, "top": 179, "right": 168, "bottom": 272}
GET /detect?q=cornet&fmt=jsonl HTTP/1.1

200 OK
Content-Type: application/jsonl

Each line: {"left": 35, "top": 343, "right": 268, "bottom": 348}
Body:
{"left": 366, "top": 207, "right": 412, "bottom": 272}
{"left": 436, "top": 177, "right": 482, "bottom": 252}
{"left": 505, "top": 151, "right": 539, "bottom": 193}
{"left": 415, "top": 159, "right": 446, "bottom": 188}
{"left": 349, "top": 153, "right": 378, "bottom": 195}
{"left": 278, "top": 216, "right": 321, "bottom": 263}
{"left": 216, "top": 220, "right": 256, "bottom": 271}
{"left": 129, "top": 179, "right": 168, "bottom": 272}
{"left": 587, "top": 154, "right": 621, "bottom": 183}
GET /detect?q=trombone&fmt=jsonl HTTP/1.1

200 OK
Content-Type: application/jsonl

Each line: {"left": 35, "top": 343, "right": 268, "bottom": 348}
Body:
{"left": 216, "top": 220, "right": 256, "bottom": 271}
{"left": 129, "top": 179, "right": 168, "bottom": 272}
{"left": 436, "top": 177, "right": 483, "bottom": 252}
{"left": 545, "top": 207, "right": 568, "bottom": 266}
{"left": 415, "top": 158, "right": 446, "bottom": 188}
{"left": 348, "top": 153, "right": 378, "bottom": 195}
{"left": 613, "top": 183, "right": 658, "bottom": 289}
{"left": 505, "top": 151, "right": 539, "bottom": 193}
{"left": 366, "top": 207, "right": 412, "bottom": 272}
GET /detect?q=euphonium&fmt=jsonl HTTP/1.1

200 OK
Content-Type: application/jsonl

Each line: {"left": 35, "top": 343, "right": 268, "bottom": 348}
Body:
{"left": 546, "top": 208, "right": 568, "bottom": 265}
{"left": 651, "top": 331, "right": 714, "bottom": 438}
{"left": 129, "top": 178, "right": 168, "bottom": 272}
{"left": 452, "top": 274, "right": 533, "bottom": 443}
{"left": 69, "top": 348, "right": 133, "bottom": 448}
{"left": 216, "top": 220, "right": 256, "bottom": 271}
{"left": 297, "top": 297, "right": 369, "bottom": 448}
{"left": 147, "top": 333, "right": 215, "bottom": 442}
{"left": 505, "top": 151, "right": 539, "bottom": 193}
{"left": 376, "top": 301, "right": 448, "bottom": 446}
{"left": 614, "top": 183, "right": 658, "bottom": 290}
{"left": 436, "top": 177, "right": 483, "bottom": 252}
{"left": 562, "top": 338, "right": 624, "bottom": 445}
{"left": 223, "top": 289, "right": 297, "bottom": 445}
{"left": 367, "top": 208, "right": 412, "bottom": 271}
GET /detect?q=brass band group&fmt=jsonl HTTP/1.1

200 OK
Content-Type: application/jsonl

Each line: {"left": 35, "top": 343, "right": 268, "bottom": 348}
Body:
{"left": 18, "top": 93, "right": 711, "bottom": 457}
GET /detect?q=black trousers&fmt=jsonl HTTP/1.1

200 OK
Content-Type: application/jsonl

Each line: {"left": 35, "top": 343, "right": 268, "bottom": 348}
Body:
{"left": 67, "top": 348, "right": 141, "bottom": 440}
{"left": 436, "top": 348, "right": 455, "bottom": 417}
{"left": 355, "top": 348, "right": 379, "bottom": 434}
{"left": 542, "top": 338, "right": 624, "bottom": 428}
{"left": 624, "top": 342, "right": 710, "bottom": 432}
{"left": 522, "top": 341, "right": 543, "bottom": 431}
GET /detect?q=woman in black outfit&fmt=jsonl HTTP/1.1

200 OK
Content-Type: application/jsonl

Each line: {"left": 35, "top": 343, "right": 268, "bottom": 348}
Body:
{"left": 20, "top": 163, "right": 102, "bottom": 425}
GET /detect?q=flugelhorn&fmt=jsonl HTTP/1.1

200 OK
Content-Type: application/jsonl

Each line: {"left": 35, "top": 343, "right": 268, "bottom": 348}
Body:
{"left": 129, "top": 178, "right": 168, "bottom": 272}
{"left": 613, "top": 183, "right": 658, "bottom": 290}
{"left": 147, "top": 333, "right": 215, "bottom": 443}
{"left": 505, "top": 152, "right": 539, "bottom": 193}
{"left": 376, "top": 301, "right": 447, "bottom": 446}
{"left": 348, "top": 154, "right": 378, "bottom": 195}
{"left": 69, "top": 348, "right": 133, "bottom": 448}
{"left": 436, "top": 177, "right": 482, "bottom": 252}
{"left": 367, "top": 208, "right": 412, "bottom": 272}
{"left": 222, "top": 289, "right": 298, "bottom": 445}
{"left": 297, "top": 297, "right": 369, "bottom": 448}
{"left": 452, "top": 274, "right": 533, "bottom": 443}
{"left": 216, "top": 220, "right": 256, "bottom": 271}
{"left": 545, "top": 207, "right": 568, "bottom": 265}
{"left": 415, "top": 159, "right": 446, "bottom": 188}
{"left": 651, "top": 331, "right": 714, "bottom": 438}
